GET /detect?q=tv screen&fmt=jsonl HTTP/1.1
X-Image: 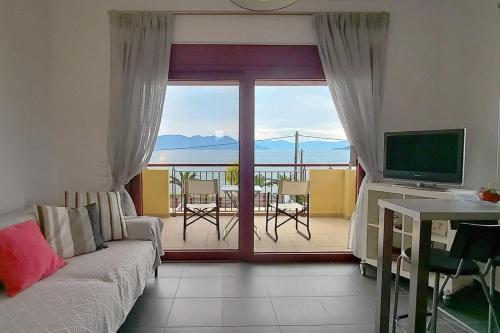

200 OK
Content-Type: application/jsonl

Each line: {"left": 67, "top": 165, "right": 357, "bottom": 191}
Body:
{"left": 383, "top": 129, "right": 465, "bottom": 184}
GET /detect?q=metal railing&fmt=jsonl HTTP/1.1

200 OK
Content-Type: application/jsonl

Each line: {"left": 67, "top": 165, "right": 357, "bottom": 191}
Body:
{"left": 146, "top": 163, "right": 351, "bottom": 215}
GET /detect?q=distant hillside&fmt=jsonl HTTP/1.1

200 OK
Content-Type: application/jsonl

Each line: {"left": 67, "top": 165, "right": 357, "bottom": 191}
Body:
{"left": 257, "top": 139, "right": 350, "bottom": 150}
{"left": 154, "top": 135, "right": 350, "bottom": 151}
{"left": 155, "top": 135, "right": 239, "bottom": 150}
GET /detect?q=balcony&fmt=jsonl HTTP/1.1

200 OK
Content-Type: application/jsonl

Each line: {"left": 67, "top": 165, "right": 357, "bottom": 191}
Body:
{"left": 142, "top": 163, "right": 356, "bottom": 252}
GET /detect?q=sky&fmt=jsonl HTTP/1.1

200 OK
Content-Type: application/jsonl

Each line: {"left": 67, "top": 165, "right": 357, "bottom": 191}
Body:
{"left": 158, "top": 85, "right": 347, "bottom": 142}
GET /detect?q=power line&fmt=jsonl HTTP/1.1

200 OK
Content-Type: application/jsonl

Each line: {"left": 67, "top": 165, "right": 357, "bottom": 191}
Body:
{"left": 156, "top": 142, "right": 238, "bottom": 151}
{"left": 154, "top": 134, "right": 345, "bottom": 152}
{"left": 256, "top": 135, "right": 294, "bottom": 141}
{"left": 155, "top": 135, "right": 296, "bottom": 151}
{"left": 298, "top": 134, "right": 344, "bottom": 141}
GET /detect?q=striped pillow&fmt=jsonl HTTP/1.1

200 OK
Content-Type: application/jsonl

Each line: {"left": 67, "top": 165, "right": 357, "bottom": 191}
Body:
{"left": 64, "top": 191, "right": 128, "bottom": 241}
{"left": 35, "top": 206, "right": 96, "bottom": 258}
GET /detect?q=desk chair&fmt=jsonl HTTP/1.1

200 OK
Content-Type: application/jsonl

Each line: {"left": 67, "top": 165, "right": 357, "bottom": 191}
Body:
{"left": 265, "top": 180, "right": 310, "bottom": 242}
{"left": 392, "top": 221, "right": 500, "bottom": 333}
{"left": 183, "top": 179, "right": 220, "bottom": 241}
{"left": 489, "top": 256, "right": 500, "bottom": 333}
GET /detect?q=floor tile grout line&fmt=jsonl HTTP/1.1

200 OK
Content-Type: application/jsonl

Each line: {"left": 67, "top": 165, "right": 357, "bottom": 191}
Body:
{"left": 337, "top": 278, "right": 377, "bottom": 310}
{"left": 162, "top": 297, "right": 175, "bottom": 328}
{"left": 269, "top": 295, "right": 282, "bottom": 328}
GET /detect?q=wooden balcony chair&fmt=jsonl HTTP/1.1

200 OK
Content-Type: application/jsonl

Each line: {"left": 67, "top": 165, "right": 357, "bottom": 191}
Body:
{"left": 183, "top": 179, "right": 220, "bottom": 241}
{"left": 265, "top": 180, "right": 310, "bottom": 242}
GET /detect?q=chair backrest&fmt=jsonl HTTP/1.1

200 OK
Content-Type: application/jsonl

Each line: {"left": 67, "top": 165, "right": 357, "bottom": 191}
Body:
{"left": 449, "top": 219, "right": 498, "bottom": 230}
{"left": 449, "top": 223, "right": 500, "bottom": 262}
{"left": 184, "top": 179, "right": 218, "bottom": 195}
{"left": 278, "top": 180, "right": 310, "bottom": 195}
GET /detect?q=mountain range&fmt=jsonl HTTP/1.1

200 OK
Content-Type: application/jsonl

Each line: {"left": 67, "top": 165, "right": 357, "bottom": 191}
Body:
{"left": 154, "top": 135, "right": 350, "bottom": 151}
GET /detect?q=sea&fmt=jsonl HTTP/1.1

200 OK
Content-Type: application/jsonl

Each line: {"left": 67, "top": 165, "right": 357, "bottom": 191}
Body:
{"left": 150, "top": 149, "right": 350, "bottom": 172}
{"left": 150, "top": 149, "right": 350, "bottom": 166}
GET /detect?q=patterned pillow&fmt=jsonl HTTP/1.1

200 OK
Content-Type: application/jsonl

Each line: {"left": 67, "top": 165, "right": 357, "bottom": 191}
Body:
{"left": 35, "top": 205, "right": 96, "bottom": 258}
{"left": 65, "top": 191, "right": 128, "bottom": 241}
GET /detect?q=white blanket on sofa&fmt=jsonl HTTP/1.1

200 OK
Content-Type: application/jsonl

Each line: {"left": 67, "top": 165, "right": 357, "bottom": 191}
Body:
{"left": 0, "top": 240, "right": 155, "bottom": 333}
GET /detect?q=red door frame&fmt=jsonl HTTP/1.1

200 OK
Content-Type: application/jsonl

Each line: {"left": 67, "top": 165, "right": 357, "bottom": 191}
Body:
{"left": 131, "top": 44, "right": 357, "bottom": 262}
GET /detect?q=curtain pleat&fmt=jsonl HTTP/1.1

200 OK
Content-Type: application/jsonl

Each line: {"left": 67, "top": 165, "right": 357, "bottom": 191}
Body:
{"left": 314, "top": 12, "right": 389, "bottom": 257}
{"left": 109, "top": 13, "right": 173, "bottom": 216}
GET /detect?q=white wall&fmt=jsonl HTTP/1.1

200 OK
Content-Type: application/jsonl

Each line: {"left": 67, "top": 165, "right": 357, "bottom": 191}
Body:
{"left": 47, "top": 0, "right": 500, "bottom": 199}
{"left": 0, "top": 0, "right": 56, "bottom": 214}
{"left": 1, "top": 0, "right": 498, "bottom": 210}
{"left": 379, "top": 0, "right": 500, "bottom": 189}
{"left": 47, "top": 0, "right": 392, "bottom": 200}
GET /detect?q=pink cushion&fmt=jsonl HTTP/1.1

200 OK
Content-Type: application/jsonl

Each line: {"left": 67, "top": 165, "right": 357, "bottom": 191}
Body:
{"left": 0, "top": 220, "right": 66, "bottom": 296}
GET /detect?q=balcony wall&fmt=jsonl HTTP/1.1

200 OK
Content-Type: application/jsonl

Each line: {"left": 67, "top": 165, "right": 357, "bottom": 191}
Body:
{"left": 142, "top": 169, "right": 169, "bottom": 217}
{"left": 309, "top": 169, "right": 356, "bottom": 218}
{"left": 141, "top": 168, "right": 356, "bottom": 219}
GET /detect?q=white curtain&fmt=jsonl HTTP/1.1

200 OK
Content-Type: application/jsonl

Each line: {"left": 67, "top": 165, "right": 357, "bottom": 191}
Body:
{"left": 109, "top": 12, "right": 173, "bottom": 216}
{"left": 314, "top": 12, "right": 389, "bottom": 257}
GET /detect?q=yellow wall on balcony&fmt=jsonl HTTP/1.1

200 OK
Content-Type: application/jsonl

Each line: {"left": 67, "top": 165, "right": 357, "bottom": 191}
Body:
{"left": 309, "top": 169, "right": 356, "bottom": 218}
{"left": 142, "top": 169, "right": 170, "bottom": 217}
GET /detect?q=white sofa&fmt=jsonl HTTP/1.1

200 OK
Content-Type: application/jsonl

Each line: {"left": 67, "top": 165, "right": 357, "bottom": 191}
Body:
{"left": 0, "top": 208, "right": 163, "bottom": 333}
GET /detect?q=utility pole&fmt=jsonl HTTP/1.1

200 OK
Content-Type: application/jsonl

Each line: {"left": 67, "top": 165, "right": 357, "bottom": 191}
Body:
{"left": 300, "top": 149, "right": 304, "bottom": 181}
{"left": 294, "top": 131, "right": 299, "bottom": 180}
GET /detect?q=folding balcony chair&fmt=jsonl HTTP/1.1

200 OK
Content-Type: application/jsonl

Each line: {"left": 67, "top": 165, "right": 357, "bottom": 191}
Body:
{"left": 183, "top": 179, "right": 220, "bottom": 241}
{"left": 265, "top": 180, "right": 310, "bottom": 242}
{"left": 392, "top": 221, "right": 500, "bottom": 333}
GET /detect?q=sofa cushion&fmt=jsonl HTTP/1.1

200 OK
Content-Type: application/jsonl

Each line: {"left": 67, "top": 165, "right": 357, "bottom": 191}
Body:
{"left": 65, "top": 191, "right": 128, "bottom": 241}
{"left": 85, "top": 203, "right": 107, "bottom": 250}
{"left": 0, "top": 208, "right": 37, "bottom": 230}
{"left": 36, "top": 205, "right": 96, "bottom": 258}
{"left": 0, "top": 220, "right": 66, "bottom": 296}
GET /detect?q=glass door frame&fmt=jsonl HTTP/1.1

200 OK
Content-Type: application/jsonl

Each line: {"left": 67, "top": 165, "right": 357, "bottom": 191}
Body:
{"left": 162, "top": 71, "right": 247, "bottom": 261}
{"left": 135, "top": 44, "right": 356, "bottom": 262}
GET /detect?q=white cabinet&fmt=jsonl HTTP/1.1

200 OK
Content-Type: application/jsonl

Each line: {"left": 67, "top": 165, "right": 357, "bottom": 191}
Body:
{"left": 361, "top": 183, "right": 476, "bottom": 295}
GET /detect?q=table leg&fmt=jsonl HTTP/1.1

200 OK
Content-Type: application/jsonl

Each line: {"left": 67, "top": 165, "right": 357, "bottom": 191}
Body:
{"left": 408, "top": 219, "right": 432, "bottom": 333}
{"left": 253, "top": 225, "right": 261, "bottom": 240}
{"left": 376, "top": 208, "right": 394, "bottom": 333}
{"left": 223, "top": 213, "right": 239, "bottom": 240}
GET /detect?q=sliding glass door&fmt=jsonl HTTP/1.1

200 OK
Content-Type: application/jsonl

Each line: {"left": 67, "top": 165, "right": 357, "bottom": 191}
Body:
{"left": 253, "top": 82, "right": 354, "bottom": 254}
{"left": 147, "top": 81, "right": 241, "bottom": 254}
{"left": 138, "top": 44, "right": 357, "bottom": 261}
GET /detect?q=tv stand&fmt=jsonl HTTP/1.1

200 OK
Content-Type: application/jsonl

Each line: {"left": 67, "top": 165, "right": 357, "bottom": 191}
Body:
{"left": 392, "top": 182, "right": 446, "bottom": 192}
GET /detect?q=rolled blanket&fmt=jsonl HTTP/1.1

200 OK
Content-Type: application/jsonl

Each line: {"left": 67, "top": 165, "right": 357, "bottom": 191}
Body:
{"left": 124, "top": 216, "right": 164, "bottom": 270}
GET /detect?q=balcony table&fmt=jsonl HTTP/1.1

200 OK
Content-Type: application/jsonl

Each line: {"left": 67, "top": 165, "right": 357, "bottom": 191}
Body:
{"left": 375, "top": 198, "right": 500, "bottom": 333}
{"left": 221, "top": 185, "right": 262, "bottom": 240}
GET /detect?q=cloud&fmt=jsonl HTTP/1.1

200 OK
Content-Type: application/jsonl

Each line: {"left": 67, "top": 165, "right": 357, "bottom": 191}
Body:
{"left": 159, "top": 85, "right": 347, "bottom": 142}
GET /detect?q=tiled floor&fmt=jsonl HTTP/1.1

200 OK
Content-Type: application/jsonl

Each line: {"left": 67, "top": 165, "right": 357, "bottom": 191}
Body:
{"left": 120, "top": 262, "right": 472, "bottom": 333}
{"left": 162, "top": 215, "right": 351, "bottom": 252}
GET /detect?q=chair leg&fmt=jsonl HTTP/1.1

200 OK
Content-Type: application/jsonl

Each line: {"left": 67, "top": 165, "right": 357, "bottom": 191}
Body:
{"left": 183, "top": 211, "right": 187, "bottom": 241}
{"left": 478, "top": 274, "right": 500, "bottom": 332}
{"left": 306, "top": 209, "right": 311, "bottom": 240}
{"left": 265, "top": 203, "right": 269, "bottom": 233}
{"left": 490, "top": 266, "right": 496, "bottom": 333}
{"left": 392, "top": 255, "right": 403, "bottom": 333}
{"left": 274, "top": 211, "right": 279, "bottom": 242}
{"left": 428, "top": 272, "right": 440, "bottom": 333}
{"left": 295, "top": 208, "right": 298, "bottom": 231}
{"left": 155, "top": 267, "right": 158, "bottom": 278}
{"left": 216, "top": 208, "right": 220, "bottom": 240}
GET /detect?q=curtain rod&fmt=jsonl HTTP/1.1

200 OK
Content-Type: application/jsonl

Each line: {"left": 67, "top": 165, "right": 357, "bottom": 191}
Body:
{"left": 107, "top": 10, "right": 389, "bottom": 16}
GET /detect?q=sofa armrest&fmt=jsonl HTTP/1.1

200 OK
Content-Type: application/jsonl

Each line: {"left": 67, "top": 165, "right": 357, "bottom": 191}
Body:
{"left": 124, "top": 216, "right": 164, "bottom": 271}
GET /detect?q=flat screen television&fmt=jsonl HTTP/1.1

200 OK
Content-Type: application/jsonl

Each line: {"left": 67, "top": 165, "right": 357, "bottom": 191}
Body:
{"left": 383, "top": 129, "right": 465, "bottom": 185}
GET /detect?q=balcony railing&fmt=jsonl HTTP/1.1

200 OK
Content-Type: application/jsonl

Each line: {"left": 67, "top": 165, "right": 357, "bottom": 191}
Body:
{"left": 146, "top": 163, "right": 352, "bottom": 216}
